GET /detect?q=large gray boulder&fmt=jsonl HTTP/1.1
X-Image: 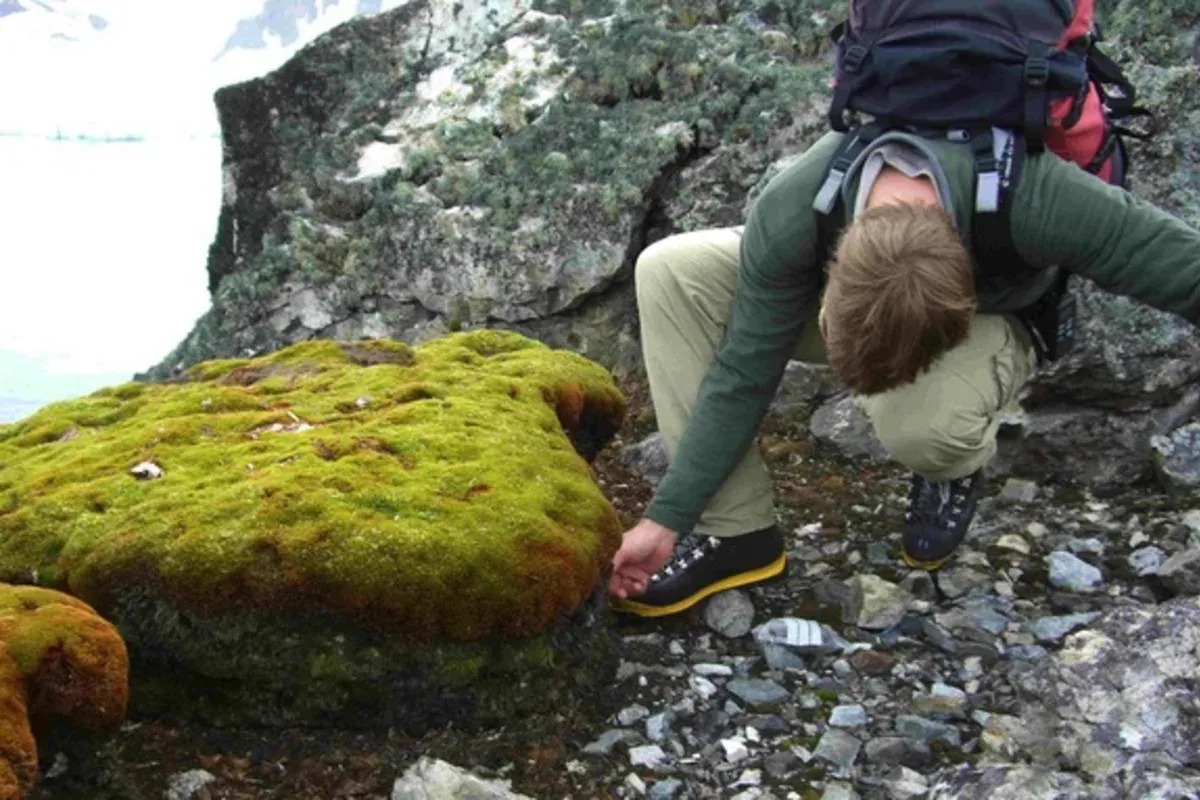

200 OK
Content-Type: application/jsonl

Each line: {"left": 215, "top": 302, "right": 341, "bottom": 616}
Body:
{"left": 142, "top": 0, "right": 838, "bottom": 382}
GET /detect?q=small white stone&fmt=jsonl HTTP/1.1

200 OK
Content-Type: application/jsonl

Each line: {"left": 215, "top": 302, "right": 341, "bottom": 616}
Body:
{"left": 629, "top": 745, "right": 666, "bottom": 768}
{"left": 166, "top": 770, "right": 217, "bottom": 800}
{"left": 129, "top": 460, "right": 164, "bottom": 480}
{"left": 721, "top": 738, "right": 750, "bottom": 763}
{"left": 617, "top": 704, "right": 649, "bottom": 726}
{"left": 690, "top": 675, "right": 718, "bottom": 699}
{"left": 625, "top": 772, "right": 647, "bottom": 794}
{"left": 693, "top": 663, "right": 734, "bottom": 677}
{"left": 732, "top": 768, "right": 763, "bottom": 787}
{"left": 995, "top": 534, "right": 1031, "bottom": 555}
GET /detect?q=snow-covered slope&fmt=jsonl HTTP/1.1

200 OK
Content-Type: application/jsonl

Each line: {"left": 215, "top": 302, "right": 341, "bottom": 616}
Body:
{"left": 218, "top": 0, "right": 387, "bottom": 56}
{"left": 0, "top": 0, "right": 107, "bottom": 43}
{"left": 0, "top": 0, "right": 404, "bottom": 136}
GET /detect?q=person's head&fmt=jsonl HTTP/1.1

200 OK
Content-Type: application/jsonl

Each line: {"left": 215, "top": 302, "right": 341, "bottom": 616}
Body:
{"left": 820, "top": 198, "right": 976, "bottom": 396}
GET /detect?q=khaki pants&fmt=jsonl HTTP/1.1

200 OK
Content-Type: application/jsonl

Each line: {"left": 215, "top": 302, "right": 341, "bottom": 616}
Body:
{"left": 636, "top": 227, "right": 1035, "bottom": 536}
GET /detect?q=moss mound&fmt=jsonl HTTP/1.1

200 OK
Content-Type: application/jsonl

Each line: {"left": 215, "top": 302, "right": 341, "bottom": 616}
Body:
{"left": 0, "top": 584, "right": 128, "bottom": 800}
{"left": 0, "top": 330, "right": 624, "bottom": 646}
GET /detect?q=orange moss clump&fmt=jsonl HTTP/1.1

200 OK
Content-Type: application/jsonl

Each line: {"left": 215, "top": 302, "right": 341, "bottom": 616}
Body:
{"left": 0, "top": 584, "right": 129, "bottom": 800}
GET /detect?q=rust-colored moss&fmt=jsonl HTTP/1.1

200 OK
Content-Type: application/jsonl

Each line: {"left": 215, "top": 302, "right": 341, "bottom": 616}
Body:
{"left": 0, "top": 653, "right": 35, "bottom": 800}
{"left": 0, "top": 584, "right": 128, "bottom": 800}
{"left": 338, "top": 340, "right": 415, "bottom": 366}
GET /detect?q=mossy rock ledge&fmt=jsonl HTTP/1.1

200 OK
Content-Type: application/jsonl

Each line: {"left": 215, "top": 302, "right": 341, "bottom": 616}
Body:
{"left": 0, "top": 330, "right": 627, "bottom": 730}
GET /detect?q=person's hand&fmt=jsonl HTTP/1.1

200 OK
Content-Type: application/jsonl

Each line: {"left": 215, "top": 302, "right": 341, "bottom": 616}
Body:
{"left": 608, "top": 518, "right": 679, "bottom": 599}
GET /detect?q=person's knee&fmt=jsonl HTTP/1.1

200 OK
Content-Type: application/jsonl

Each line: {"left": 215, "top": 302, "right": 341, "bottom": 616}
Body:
{"left": 870, "top": 401, "right": 990, "bottom": 480}
{"left": 634, "top": 235, "right": 683, "bottom": 303}
{"left": 634, "top": 230, "right": 735, "bottom": 304}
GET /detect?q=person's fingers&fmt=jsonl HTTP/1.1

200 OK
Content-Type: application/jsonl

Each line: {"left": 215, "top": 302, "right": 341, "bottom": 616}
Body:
{"left": 617, "top": 565, "right": 653, "bottom": 584}
{"left": 608, "top": 565, "right": 653, "bottom": 599}
{"left": 611, "top": 544, "right": 629, "bottom": 569}
{"left": 609, "top": 566, "right": 639, "bottom": 598}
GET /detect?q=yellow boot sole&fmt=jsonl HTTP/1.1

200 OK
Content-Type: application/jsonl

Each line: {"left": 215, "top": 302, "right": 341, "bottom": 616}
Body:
{"left": 612, "top": 553, "right": 788, "bottom": 619}
{"left": 901, "top": 550, "right": 953, "bottom": 571}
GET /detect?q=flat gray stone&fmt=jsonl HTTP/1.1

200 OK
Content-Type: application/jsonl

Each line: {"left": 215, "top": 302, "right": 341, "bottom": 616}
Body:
{"left": 911, "top": 682, "right": 968, "bottom": 720}
{"left": 705, "top": 589, "right": 756, "bottom": 638}
{"left": 582, "top": 729, "right": 636, "bottom": 757}
{"left": 1046, "top": 551, "right": 1103, "bottom": 593}
{"left": 810, "top": 394, "right": 889, "bottom": 461}
{"left": 1032, "top": 612, "right": 1101, "bottom": 644}
{"left": 167, "top": 771, "right": 218, "bottom": 800}
{"left": 812, "top": 729, "right": 863, "bottom": 776}
{"left": 1129, "top": 546, "right": 1167, "bottom": 577}
{"left": 828, "top": 704, "right": 869, "bottom": 729}
{"left": 1159, "top": 548, "right": 1200, "bottom": 596}
{"left": 391, "top": 758, "right": 529, "bottom": 800}
{"left": 845, "top": 575, "right": 911, "bottom": 630}
{"left": 895, "top": 715, "right": 962, "bottom": 747}
{"left": 1151, "top": 422, "right": 1200, "bottom": 492}
{"left": 726, "top": 678, "right": 789, "bottom": 707}
{"left": 629, "top": 745, "right": 667, "bottom": 769}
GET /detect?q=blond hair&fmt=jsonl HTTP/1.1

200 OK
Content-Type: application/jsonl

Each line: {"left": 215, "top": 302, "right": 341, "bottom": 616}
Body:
{"left": 820, "top": 202, "right": 976, "bottom": 395}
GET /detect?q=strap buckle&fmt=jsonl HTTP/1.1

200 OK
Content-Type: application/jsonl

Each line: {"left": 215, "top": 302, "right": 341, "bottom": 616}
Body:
{"left": 842, "top": 44, "right": 869, "bottom": 73}
{"left": 1024, "top": 56, "right": 1050, "bottom": 88}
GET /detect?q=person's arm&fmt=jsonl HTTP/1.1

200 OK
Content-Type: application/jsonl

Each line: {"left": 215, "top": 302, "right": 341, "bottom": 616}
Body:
{"left": 642, "top": 138, "right": 839, "bottom": 534}
{"left": 1011, "top": 156, "right": 1200, "bottom": 323}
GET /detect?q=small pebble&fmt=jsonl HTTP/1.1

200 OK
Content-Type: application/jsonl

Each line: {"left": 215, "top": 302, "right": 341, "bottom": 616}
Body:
{"left": 828, "top": 704, "right": 869, "bottom": 729}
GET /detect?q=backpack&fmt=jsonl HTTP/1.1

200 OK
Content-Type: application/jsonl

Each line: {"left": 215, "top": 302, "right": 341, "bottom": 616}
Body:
{"left": 812, "top": 0, "right": 1151, "bottom": 361}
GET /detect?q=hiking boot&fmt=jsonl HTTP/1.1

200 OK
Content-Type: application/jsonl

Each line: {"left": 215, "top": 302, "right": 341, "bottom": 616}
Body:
{"left": 612, "top": 526, "right": 787, "bottom": 618}
{"left": 902, "top": 469, "right": 984, "bottom": 571}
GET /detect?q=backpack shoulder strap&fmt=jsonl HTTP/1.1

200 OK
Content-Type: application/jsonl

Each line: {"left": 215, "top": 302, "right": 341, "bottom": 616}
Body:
{"left": 812, "top": 122, "right": 886, "bottom": 271}
{"left": 970, "top": 127, "right": 1075, "bottom": 361}
{"left": 1086, "top": 41, "right": 1151, "bottom": 126}
{"left": 970, "top": 127, "right": 1027, "bottom": 282}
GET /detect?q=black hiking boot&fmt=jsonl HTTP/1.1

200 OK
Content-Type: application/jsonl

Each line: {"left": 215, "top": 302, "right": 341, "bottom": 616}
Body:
{"left": 902, "top": 469, "right": 984, "bottom": 571}
{"left": 612, "top": 525, "right": 787, "bottom": 618}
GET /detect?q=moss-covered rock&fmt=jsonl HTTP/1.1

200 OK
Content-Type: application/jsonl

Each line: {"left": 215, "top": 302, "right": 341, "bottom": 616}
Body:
{"left": 0, "top": 584, "right": 128, "bottom": 800}
{"left": 0, "top": 331, "right": 625, "bottom": 728}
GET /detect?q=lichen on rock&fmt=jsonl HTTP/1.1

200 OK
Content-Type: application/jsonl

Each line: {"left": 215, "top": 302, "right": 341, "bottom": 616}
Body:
{"left": 0, "top": 584, "right": 128, "bottom": 800}
{"left": 142, "top": 0, "right": 836, "bottom": 381}
{"left": 0, "top": 330, "right": 625, "bottom": 728}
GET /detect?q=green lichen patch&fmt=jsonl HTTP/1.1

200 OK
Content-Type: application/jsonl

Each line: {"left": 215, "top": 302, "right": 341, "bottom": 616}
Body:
{"left": 0, "top": 331, "right": 626, "bottom": 648}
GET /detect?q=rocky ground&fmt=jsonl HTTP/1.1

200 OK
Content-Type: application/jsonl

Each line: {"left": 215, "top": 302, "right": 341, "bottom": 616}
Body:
{"left": 28, "top": 372, "right": 1200, "bottom": 800}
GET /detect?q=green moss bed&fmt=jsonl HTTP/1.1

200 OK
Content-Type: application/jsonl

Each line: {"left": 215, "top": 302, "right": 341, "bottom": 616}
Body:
{"left": 0, "top": 330, "right": 627, "bottom": 729}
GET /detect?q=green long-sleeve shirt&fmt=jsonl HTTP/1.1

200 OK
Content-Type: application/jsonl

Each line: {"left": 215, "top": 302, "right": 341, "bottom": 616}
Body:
{"left": 644, "top": 131, "right": 1200, "bottom": 535}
